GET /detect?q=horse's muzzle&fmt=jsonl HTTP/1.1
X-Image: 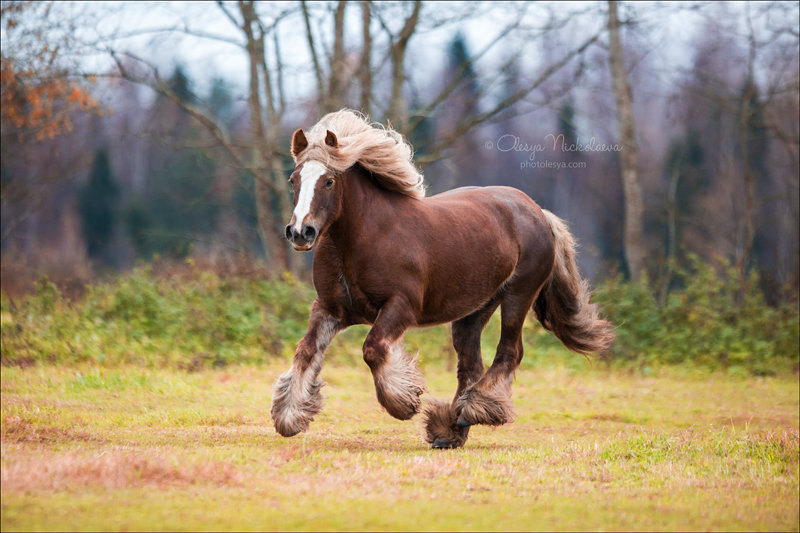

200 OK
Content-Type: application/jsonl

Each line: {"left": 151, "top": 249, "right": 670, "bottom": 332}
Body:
{"left": 285, "top": 224, "right": 317, "bottom": 251}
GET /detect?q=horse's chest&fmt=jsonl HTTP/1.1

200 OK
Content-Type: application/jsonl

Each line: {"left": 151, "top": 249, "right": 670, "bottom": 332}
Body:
{"left": 315, "top": 269, "right": 382, "bottom": 324}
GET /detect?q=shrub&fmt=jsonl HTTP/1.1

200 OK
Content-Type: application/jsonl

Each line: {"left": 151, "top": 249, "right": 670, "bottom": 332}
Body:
{"left": 1, "top": 258, "right": 797, "bottom": 375}
{"left": 593, "top": 255, "right": 799, "bottom": 376}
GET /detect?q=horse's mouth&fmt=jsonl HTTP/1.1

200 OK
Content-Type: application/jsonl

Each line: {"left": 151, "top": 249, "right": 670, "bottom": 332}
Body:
{"left": 292, "top": 242, "right": 315, "bottom": 252}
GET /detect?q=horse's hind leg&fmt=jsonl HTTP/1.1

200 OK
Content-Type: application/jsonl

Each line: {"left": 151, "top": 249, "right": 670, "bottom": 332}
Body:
{"left": 423, "top": 298, "right": 499, "bottom": 449}
{"left": 455, "top": 287, "right": 539, "bottom": 427}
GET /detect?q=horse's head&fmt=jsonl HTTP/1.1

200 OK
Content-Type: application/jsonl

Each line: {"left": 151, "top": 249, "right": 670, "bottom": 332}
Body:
{"left": 284, "top": 128, "right": 343, "bottom": 251}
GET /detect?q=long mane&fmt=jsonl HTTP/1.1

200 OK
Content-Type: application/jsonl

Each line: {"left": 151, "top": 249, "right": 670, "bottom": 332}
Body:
{"left": 294, "top": 109, "right": 426, "bottom": 199}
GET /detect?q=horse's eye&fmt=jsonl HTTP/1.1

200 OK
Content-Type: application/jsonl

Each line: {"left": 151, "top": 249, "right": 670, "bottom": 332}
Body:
{"left": 325, "top": 179, "right": 334, "bottom": 188}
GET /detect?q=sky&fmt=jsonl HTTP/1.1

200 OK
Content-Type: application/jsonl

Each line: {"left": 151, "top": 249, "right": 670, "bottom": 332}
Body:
{"left": 73, "top": 1, "right": 708, "bottom": 103}
{"left": 2, "top": 0, "right": 775, "bottom": 121}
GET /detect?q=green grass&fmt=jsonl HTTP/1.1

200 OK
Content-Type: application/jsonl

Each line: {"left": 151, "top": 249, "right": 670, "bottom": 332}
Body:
{"left": 3, "top": 259, "right": 798, "bottom": 376}
{"left": 2, "top": 362, "right": 798, "bottom": 532}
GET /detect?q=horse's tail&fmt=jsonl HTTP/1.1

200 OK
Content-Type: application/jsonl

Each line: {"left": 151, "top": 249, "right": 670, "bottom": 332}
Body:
{"left": 533, "top": 210, "right": 615, "bottom": 356}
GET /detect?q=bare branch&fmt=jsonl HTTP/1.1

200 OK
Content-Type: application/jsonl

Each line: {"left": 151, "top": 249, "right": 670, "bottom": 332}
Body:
{"left": 387, "top": 1, "right": 421, "bottom": 124}
{"left": 416, "top": 28, "right": 603, "bottom": 167}
{"left": 102, "top": 24, "right": 244, "bottom": 48}
{"left": 216, "top": 0, "right": 243, "bottom": 30}
{"left": 301, "top": 0, "right": 325, "bottom": 112}
{"left": 108, "top": 49, "right": 251, "bottom": 175}
{"left": 406, "top": 11, "right": 528, "bottom": 136}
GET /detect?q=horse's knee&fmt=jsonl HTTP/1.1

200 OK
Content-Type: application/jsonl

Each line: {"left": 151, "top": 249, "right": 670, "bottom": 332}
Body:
{"left": 514, "top": 342, "right": 524, "bottom": 366}
{"left": 362, "top": 337, "right": 387, "bottom": 370}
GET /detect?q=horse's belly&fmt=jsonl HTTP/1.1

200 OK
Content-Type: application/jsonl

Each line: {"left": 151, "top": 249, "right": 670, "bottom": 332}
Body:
{"left": 417, "top": 244, "right": 517, "bottom": 325}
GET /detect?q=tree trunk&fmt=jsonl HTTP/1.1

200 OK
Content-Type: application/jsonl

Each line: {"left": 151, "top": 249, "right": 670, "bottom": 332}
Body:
{"left": 736, "top": 7, "right": 758, "bottom": 288}
{"left": 301, "top": 0, "right": 326, "bottom": 116}
{"left": 325, "top": 0, "right": 348, "bottom": 113}
{"left": 387, "top": 1, "right": 421, "bottom": 126}
{"left": 241, "top": 1, "right": 289, "bottom": 271}
{"left": 359, "top": 1, "right": 372, "bottom": 116}
{"left": 737, "top": 80, "right": 756, "bottom": 282}
{"left": 661, "top": 164, "right": 680, "bottom": 305}
{"left": 607, "top": 0, "right": 646, "bottom": 281}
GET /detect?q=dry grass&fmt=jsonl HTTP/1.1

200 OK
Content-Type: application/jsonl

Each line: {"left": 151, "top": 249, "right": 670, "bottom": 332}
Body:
{"left": 2, "top": 449, "right": 241, "bottom": 491}
{"left": 1, "top": 363, "right": 798, "bottom": 531}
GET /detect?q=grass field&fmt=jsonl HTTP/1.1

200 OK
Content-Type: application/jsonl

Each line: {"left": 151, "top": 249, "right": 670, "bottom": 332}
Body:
{"left": 1, "top": 360, "right": 798, "bottom": 532}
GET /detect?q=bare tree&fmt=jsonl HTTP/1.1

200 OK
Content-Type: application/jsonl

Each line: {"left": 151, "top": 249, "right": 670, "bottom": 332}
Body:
{"left": 607, "top": 0, "right": 645, "bottom": 281}
{"left": 1, "top": 1, "right": 102, "bottom": 244}
{"left": 359, "top": 1, "right": 372, "bottom": 116}
{"left": 107, "top": 1, "right": 296, "bottom": 271}
{"left": 98, "top": 1, "right": 609, "bottom": 272}
{"left": 301, "top": 0, "right": 350, "bottom": 115}
{"left": 386, "top": 0, "right": 421, "bottom": 126}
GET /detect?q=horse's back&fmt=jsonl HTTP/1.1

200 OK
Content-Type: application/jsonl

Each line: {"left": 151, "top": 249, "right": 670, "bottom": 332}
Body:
{"left": 424, "top": 185, "right": 548, "bottom": 237}
{"left": 408, "top": 185, "right": 554, "bottom": 324}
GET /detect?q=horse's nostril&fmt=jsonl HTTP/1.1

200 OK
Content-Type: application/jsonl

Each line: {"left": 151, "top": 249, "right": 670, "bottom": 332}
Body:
{"left": 285, "top": 225, "right": 293, "bottom": 241}
{"left": 302, "top": 225, "right": 317, "bottom": 242}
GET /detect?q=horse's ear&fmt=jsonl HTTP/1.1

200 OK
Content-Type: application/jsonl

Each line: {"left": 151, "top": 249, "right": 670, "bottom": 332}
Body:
{"left": 291, "top": 129, "right": 308, "bottom": 159}
{"left": 325, "top": 130, "right": 338, "bottom": 149}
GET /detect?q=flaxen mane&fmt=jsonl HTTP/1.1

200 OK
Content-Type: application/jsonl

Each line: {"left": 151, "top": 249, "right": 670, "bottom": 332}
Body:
{"left": 294, "top": 109, "right": 426, "bottom": 199}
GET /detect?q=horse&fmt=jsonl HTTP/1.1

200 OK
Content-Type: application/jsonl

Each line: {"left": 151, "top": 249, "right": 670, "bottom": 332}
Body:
{"left": 270, "top": 109, "right": 615, "bottom": 449}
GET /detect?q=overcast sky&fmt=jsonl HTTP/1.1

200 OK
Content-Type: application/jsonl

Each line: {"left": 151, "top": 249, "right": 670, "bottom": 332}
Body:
{"left": 3, "top": 0, "right": 776, "bottom": 121}
{"left": 75, "top": 1, "right": 714, "bottom": 100}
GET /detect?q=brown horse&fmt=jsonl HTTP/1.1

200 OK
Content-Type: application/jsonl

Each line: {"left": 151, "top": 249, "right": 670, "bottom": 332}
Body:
{"left": 271, "top": 110, "right": 614, "bottom": 448}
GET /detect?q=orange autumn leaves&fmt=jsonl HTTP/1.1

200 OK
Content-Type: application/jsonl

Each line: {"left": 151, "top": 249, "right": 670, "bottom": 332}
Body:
{"left": 1, "top": 58, "right": 100, "bottom": 141}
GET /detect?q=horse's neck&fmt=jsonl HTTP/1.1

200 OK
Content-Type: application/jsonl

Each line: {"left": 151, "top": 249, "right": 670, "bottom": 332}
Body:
{"left": 327, "top": 167, "right": 401, "bottom": 253}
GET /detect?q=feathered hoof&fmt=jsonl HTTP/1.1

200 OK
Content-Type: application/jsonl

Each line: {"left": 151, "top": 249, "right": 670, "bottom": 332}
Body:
{"left": 455, "top": 385, "right": 515, "bottom": 427}
{"left": 270, "top": 371, "right": 325, "bottom": 437}
{"left": 376, "top": 380, "right": 424, "bottom": 420}
{"left": 373, "top": 348, "right": 426, "bottom": 421}
{"left": 422, "top": 398, "right": 469, "bottom": 449}
{"left": 272, "top": 413, "right": 311, "bottom": 438}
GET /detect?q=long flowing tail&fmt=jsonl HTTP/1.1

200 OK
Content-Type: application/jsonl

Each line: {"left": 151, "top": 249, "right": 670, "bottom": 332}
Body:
{"left": 533, "top": 210, "right": 616, "bottom": 355}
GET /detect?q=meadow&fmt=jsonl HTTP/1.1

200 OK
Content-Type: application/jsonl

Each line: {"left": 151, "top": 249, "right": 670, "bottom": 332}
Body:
{"left": 1, "top": 263, "right": 798, "bottom": 531}
{"left": 1, "top": 362, "right": 797, "bottom": 531}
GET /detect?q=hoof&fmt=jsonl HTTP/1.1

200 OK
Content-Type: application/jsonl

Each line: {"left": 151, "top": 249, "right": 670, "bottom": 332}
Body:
{"left": 373, "top": 346, "right": 426, "bottom": 420}
{"left": 422, "top": 398, "right": 469, "bottom": 449}
{"left": 456, "top": 416, "right": 472, "bottom": 427}
{"left": 270, "top": 368, "right": 324, "bottom": 438}
{"left": 455, "top": 384, "right": 515, "bottom": 427}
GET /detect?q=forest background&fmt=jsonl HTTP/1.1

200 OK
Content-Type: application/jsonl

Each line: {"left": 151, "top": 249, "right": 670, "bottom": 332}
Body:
{"left": 1, "top": 0, "right": 798, "bottom": 376}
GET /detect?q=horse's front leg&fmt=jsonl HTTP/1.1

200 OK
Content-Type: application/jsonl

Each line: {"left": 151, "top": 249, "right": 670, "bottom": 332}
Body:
{"left": 363, "top": 297, "right": 425, "bottom": 420}
{"left": 271, "top": 300, "right": 341, "bottom": 437}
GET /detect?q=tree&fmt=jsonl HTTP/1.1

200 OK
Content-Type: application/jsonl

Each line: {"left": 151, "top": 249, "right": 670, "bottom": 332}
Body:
{"left": 102, "top": 1, "right": 604, "bottom": 273}
{"left": 660, "top": 130, "right": 705, "bottom": 301}
{"left": 429, "top": 31, "right": 483, "bottom": 190}
{"left": 1, "top": 1, "right": 102, "bottom": 243}
{"left": 607, "top": 0, "right": 645, "bottom": 281}
{"left": 122, "top": 67, "right": 221, "bottom": 260}
{"left": 666, "top": 2, "right": 799, "bottom": 300}
{"left": 79, "top": 149, "right": 119, "bottom": 263}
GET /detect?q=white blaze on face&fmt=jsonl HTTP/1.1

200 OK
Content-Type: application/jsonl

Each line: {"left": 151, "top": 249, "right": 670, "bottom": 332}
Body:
{"left": 292, "top": 161, "right": 327, "bottom": 233}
